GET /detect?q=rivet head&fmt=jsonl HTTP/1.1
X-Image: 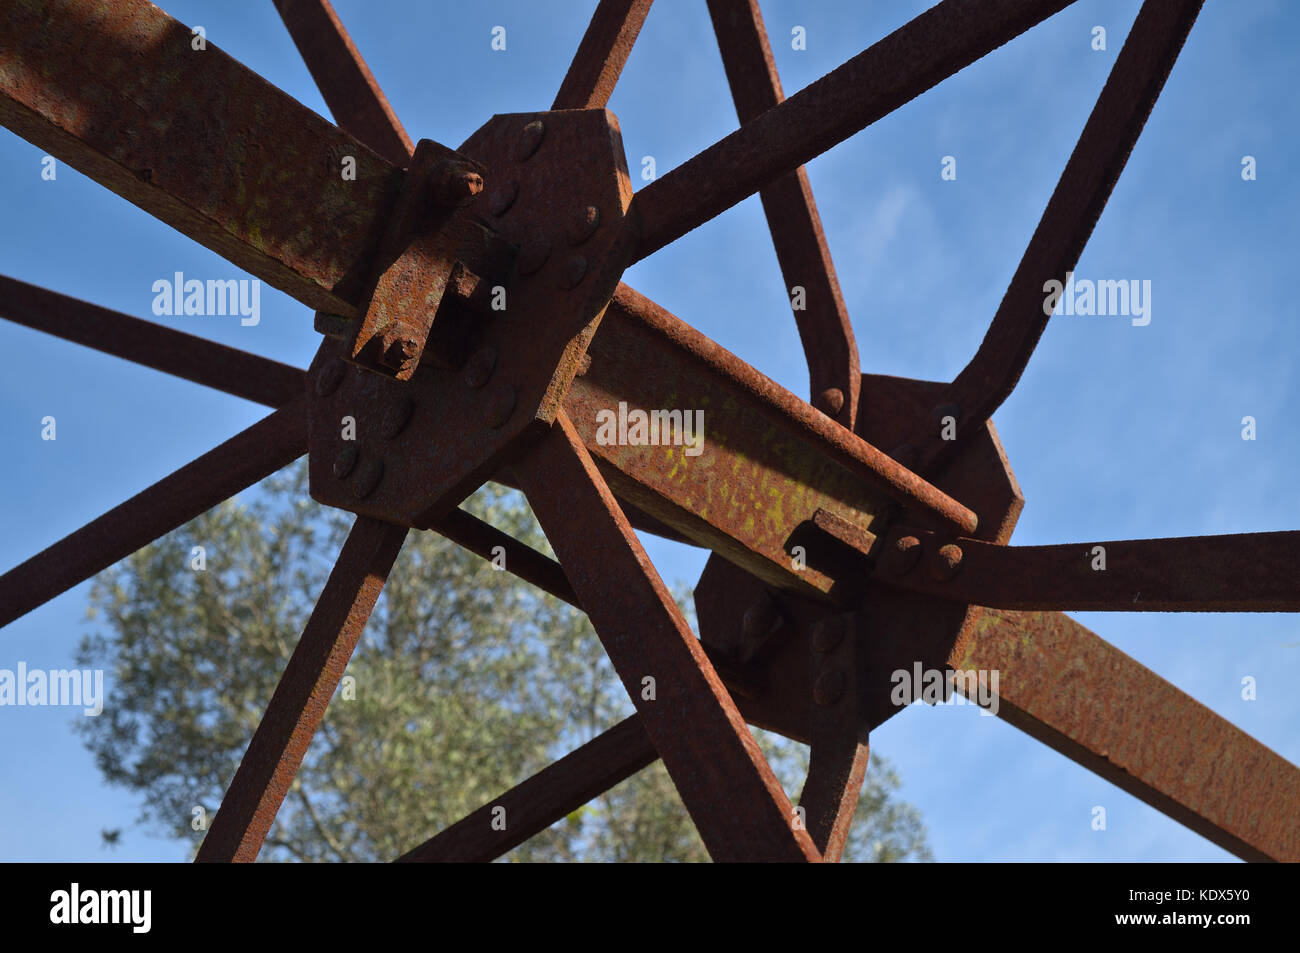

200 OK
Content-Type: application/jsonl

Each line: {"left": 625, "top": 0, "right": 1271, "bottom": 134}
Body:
{"left": 568, "top": 205, "right": 600, "bottom": 245}
{"left": 489, "top": 180, "right": 519, "bottom": 216}
{"left": 463, "top": 347, "right": 497, "bottom": 390}
{"left": 485, "top": 383, "right": 517, "bottom": 429}
{"left": 816, "top": 387, "right": 845, "bottom": 416}
{"left": 352, "top": 458, "right": 384, "bottom": 499}
{"left": 333, "top": 445, "right": 358, "bottom": 479}
{"left": 885, "top": 535, "right": 923, "bottom": 576}
{"left": 560, "top": 255, "right": 588, "bottom": 289}
{"left": 929, "top": 543, "right": 964, "bottom": 582}
{"left": 315, "top": 360, "right": 346, "bottom": 397}
{"left": 814, "top": 669, "right": 846, "bottom": 708}
{"left": 432, "top": 160, "right": 484, "bottom": 207}
{"left": 812, "top": 620, "right": 844, "bottom": 654}
{"left": 381, "top": 396, "right": 415, "bottom": 438}
{"left": 741, "top": 594, "right": 780, "bottom": 642}
{"left": 516, "top": 120, "right": 545, "bottom": 162}
{"left": 518, "top": 238, "right": 551, "bottom": 276}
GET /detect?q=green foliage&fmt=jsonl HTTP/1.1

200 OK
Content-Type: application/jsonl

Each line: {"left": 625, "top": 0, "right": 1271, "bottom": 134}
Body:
{"left": 75, "top": 460, "right": 931, "bottom": 862}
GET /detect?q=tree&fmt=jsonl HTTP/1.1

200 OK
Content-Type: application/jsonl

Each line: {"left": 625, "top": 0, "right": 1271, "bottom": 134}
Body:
{"left": 75, "top": 460, "right": 932, "bottom": 862}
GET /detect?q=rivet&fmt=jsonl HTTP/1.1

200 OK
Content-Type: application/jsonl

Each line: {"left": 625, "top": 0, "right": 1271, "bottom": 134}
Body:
{"left": 516, "top": 120, "right": 545, "bottom": 162}
{"left": 463, "top": 347, "right": 497, "bottom": 389}
{"left": 333, "top": 445, "right": 358, "bottom": 479}
{"left": 315, "top": 360, "right": 346, "bottom": 397}
{"left": 813, "top": 669, "right": 845, "bottom": 708}
{"left": 381, "top": 396, "right": 415, "bottom": 438}
{"left": 485, "top": 383, "right": 517, "bottom": 429}
{"left": 885, "top": 535, "right": 923, "bottom": 576}
{"left": 432, "top": 160, "right": 484, "bottom": 207}
{"left": 741, "top": 593, "right": 780, "bottom": 642}
{"left": 812, "top": 620, "right": 844, "bottom": 654}
{"left": 518, "top": 238, "right": 551, "bottom": 276}
{"left": 929, "top": 543, "right": 964, "bottom": 582}
{"left": 568, "top": 205, "right": 600, "bottom": 245}
{"left": 560, "top": 255, "right": 588, "bottom": 289}
{"left": 816, "top": 387, "right": 845, "bottom": 416}
{"left": 489, "top": 180, "right": 519, "bottom": 216}
{"left": 352, "top": 458, "right": 384, "bottom": 499}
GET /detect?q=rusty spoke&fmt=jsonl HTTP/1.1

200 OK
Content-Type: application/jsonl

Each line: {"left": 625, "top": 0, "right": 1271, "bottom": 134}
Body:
{"left": 273, "top": 0, "right": 414, "bottom": 166}
{"left": 0, "top": 398, "right": 307, "bottom": 629}
{"left": 0, "top": 274, "right": 305, "bottom": 409}
{"left": 196, "top": 515, "right": 408, "bottom": 862}
{"left": 955, "top": 610, "right": 1300, "bottom": 862}
{"left": 514, "top": 412, "right": 820, "bottom": 862}
{"left": 396, "top": 716, "right": 658, "bottom": 862}
{"left": 629, "top": 0, "right": 1077, "bottom": 262}
{"left": 706, "top": 0, "right": 859, "bottom": 427}
{"left": 0, "top": 0, "right": 403, "bottom": 317}
{"left": 552, "top": 0, "right": 654, "bottom": 110}
{"left": 919, "top": 0, "right": 1204, "bottom": 466}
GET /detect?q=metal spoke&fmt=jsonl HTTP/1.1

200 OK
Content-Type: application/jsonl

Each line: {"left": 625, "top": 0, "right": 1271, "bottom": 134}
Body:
{"left": 919, "top": 0, "right": 1204, "bottom": 466}
{"left": 0, "top": 398, "right": 307, "bottom": 629}
{"left": 629, "top": 0, "right": 1077, "bottom": 262}
{"left": 273, "top": 0, "right": 415, "bottom": 166}
{"left": 552, "top": 0, "right": 654, "bottom": 110}
{"left": 0, "top": 274, "right": 305, "bottom": 409}
{"left": 0, "top": 0, "right": 402, "bottom": 317}
{"left": 514, "top": 412, "right": 820, "bottom": 862}
{"left": 706, "top": 0, "right": 859, "bottom": 426}
{"left": 196, "top": 515, "right": 408, "bottom": 862}
{"left": 396, "top": 716, "right": 658, "bottom": 862}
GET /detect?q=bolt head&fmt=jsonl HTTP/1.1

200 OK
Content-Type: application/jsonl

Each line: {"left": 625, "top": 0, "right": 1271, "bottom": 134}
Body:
{"left": 333, "top": 445, "right": 358, "bottom": 479}
{"left": 489, "top": 180, "right": 519, "bottom": 216}
{"left": 381, "top": 397, "right": 415, "bottom": 439}
{"left": 515, "top": 120, "right": 546, "bottom": 162}
{"left": 885, "top": 535, "right": 923, "bottom": 576}
{"left": 929, "top": 543, "right": 964, "bottom": 582}
{"left": 741, "top": 594, "right": 780, "bottom": 642}
{"left": 816, "top": 387, "right": 845, "bottom": 416}
{"left": 568, "top": 205, "right": 601, "bottom": 245}
{"left": 463, "top": 347, "right": 497, "bottom": 390}
{"left": 432, "top": 160, "right": 484, "bottom": 207}
{"left": 352, "top": 458, "right": 384, "bottom": 499}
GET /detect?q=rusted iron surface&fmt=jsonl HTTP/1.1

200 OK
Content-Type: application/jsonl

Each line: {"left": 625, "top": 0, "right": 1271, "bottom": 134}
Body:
{"left": 551, "top": 0, "right": 654, "bottom": 110}
{"left": 919, "top": 0, "right": 1205, "bottom": 469}
{"left": 630, "top": 0, "right": 1077, "bottom": 262}
{"left": 514, "top": 413, "right": 820, "bottom": 862}
{"left": 706, "top": 0, "right": 859, "bottom": 427}
{"left": 196, "top": 515, "right": 408, "bottom": 862}
{"left": 953, "top": 610, "right": 1300, "bottom": 862}
{"left": 0, "top": 0, "right": 402, "bottom": 316}
{"left": 0, "top": 274, "right": 305, "bottom": 409}
{"left": 0, "top": 398, "right": 307, "bottom": 628}
{"left": 272, "top": 0, "right": 415, "bottom": 166}
{"left": 870, "top": 529, "right": 1300, "bottom": 612}
{"left": 396, "top": 716, "right": 658, "bottom": 862}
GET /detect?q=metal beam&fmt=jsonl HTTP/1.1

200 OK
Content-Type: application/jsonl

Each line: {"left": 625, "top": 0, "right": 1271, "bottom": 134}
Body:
{"left": 196, "top": 515, "right": 408, "bottom": 862}
{"left": 552, "top": 0, "right": 654, "bottom": 110}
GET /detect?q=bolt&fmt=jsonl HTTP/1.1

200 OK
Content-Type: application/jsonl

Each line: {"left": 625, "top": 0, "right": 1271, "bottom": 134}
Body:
{"left": 816, "top": 387, "right": 845, "bottom": 416}
{"left": 463, "top": 347, "right": 497, "bottom": 389}
{"left": 517, "top": 238, "right": 551, "bottom": 276}
{"left": 381, "top": 396, "right": 415, "bottom": 438}
{"left": 432, "top": 160, "right": 483, "bottom": 207}
{"left": 929, "top": 543, "right": 964, "bottom": 582}
{"left": 489, "top": 180, "right": 519, "bottom": 216}
{"left": 884, "top": 535, "right": 922, "bottom": 576}
{"left": 485, "top": 383, "right": 517, "bottom": 429}
{"left": 352, "top": 458, "right": 384, "bottom": 499}
{"left": 560, "top": 255, "right": 588, "bottom": 289}
{"left": 568, "top": 205, "right": 600, "bottom": 245}
{"left": 516, "top": 120, "right": 546, "bottom": 162}
{"left": 315, "top": 359, "right": 346, "bottom": 397}
{"left": 813, "top": 668, "right": 846, "bottom": 708}
{"left": 812, "top": 619, "right": 844, "bottom": 654}
{"left": 333, "top": 445, "right": 358, "bottom": 479}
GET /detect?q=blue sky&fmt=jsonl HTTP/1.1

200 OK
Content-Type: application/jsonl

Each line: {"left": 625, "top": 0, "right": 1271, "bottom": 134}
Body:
{"left": 1, "top": 0, "right": 1296, "bottom": 862}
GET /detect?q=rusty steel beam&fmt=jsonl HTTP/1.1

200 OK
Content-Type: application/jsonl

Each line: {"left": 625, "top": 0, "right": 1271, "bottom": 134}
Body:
{"left": 0, "top": 0, "right": 402, "bottom": 317}
{"left": 197, "top": 515, "right": 408, "bottom": 862}
{"left": 514, "top": 412, "right": 821, "bottom": 862}
{"left": 870, "top": 529, "right": 1300, "bottom": 612}
{"left": 920, "top": 0, "right": 1204, "bottom": 467}
{"left": 0, "top": 398, "right": 307, "bottom": 629}
{"left": 552, "top": 0, "right": 654, "bottom": 110}
{"left": 0, "top": 275, "right": 305, "bottom": 409}
{"left": 706, "top": 0, "right": 859, "bottom": 428}
{"left": 396, "top": 716, "right": 658, "bottom": 862}
{"left": 953, "top": 610, "right": 1300, "bottom": 862}
{"left": 630, "top": 0, "right": 1077, "bottom": 262}
{"left": 272, "top": 0, "right": 415, "bottom": 167}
